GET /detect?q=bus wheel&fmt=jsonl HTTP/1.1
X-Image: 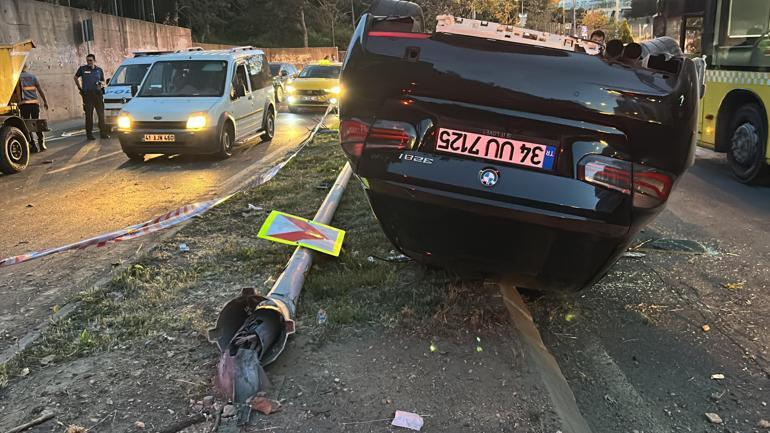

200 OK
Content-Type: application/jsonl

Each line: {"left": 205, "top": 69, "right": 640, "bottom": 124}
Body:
{"left": 727, "top": 104, "right": 770, "bottom": 185}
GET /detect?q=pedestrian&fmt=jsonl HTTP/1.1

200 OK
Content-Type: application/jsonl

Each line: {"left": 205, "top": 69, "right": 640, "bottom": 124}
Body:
{"left": 590, "top": 30, "right": 606, "bottom": 45}
{"left": 74, "top": 53, "right": 109, "bottom": 140}
{"left": 17, "top": 64, "right": 49, "bottom": 152}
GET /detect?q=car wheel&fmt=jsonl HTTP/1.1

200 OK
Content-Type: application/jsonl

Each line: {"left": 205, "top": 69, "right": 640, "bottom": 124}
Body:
{"left": 0, "top": 126, "right": 30, "bottom": 174}
{"left": 261, "top": 108, "right": 276, "bottom": 142}
{"left": 726, "top": 104, "right": 770, "bottom": 185}
{"left": 276, "top": 87, "right": 284, "bottom": 103}
{"left": 217, "top": 123, "right": 235, "bottom": 159}
{"left": 124, "top": 151, "right": 145, "bottom": 162}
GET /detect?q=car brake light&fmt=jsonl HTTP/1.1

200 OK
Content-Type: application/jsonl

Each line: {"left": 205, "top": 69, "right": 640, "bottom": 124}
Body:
{"left": 577, "top": 155, "right": 674, "bottom": 208}
{"left": 340, "top": 119, "right": 369, "bottom": 163}
{"left": 367, "top": 31, "right": 431, "bottom": 39}
{"left": 366, "top": 121, "right": 413, "bottom": 150}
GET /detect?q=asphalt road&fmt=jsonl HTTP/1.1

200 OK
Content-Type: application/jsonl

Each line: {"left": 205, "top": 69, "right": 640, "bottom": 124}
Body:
{"left": 532, "top": 147, "right": 770, "bottom": 433}
{"left": 0, "top": 111, "right": 322, "bottom": 258}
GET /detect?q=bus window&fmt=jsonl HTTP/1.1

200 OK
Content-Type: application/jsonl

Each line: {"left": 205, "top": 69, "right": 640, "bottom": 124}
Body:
{"left": 714, "top": 0, "right": 770, "bottom": 67}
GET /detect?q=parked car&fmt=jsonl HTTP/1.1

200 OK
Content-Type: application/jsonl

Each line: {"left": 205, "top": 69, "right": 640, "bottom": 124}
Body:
{"left": 339, "top": 8, "right": 701, "bottom": 293}
{"left": 285, "top": 60, "right": 341, "bottom": 113}
{"left": 269, "top": 62, "right": 298, "bottom": 103}
{"left": 104, "top": 48, "right": 202, "bottom": 130}
{"left": 116, "top": 47, "right": 276, "bottom": 161}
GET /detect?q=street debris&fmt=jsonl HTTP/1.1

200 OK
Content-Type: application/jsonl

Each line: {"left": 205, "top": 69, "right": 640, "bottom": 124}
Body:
{"left": 702, "top": 324, "right": 711, "bottom": 332}
{"left": 7, "top": 410, "right": 55, "bottom": 433}
{"left": 247, "top": 204, "right": 264, "bottom": 212}
{"left": 134, "top": 420, "right": 146, "bottom": 429}
{"left": 476, "top": 336, "right": 484, "bottom": 352}
{"left": 26, "top": 203, "right": 33, "bottom": 208}
{"left": 429, "top": 342, "right": 437, "bottom": 353}
{"left": 178, "top": 243, "right": 190, "bottom": 253}
{"left": 64, "top": 425, "right": 86, "bottom": 433}
{"left": 39, "top": 354, "right": 55, "bottom": 366}
{"left": 317, "top": 309, "right": 328, "bottom": 325}
{"left": 621, "top": 251, "right": 646, "bottom": 258}
{"left": 641, "top": 238, "right": 708, "bottom": 254}
{"left": 758, "top": 419, "right": 770, "bottom": 428}
{"left": 222, "top": 404, "right": 237, "bottom": 418}
{"left": 710, "top": 373, "right": 725, "bottom": 380}
{"left": 705, "top": 413, "right": 723, "bottom": 424}
{"left": 249, "top": 392, "right": 282, "bottom": 415}
{"left": 258, "top": 210, "right": 346, "bottom": 257}
{"left": 20, "top": 367, "right": 29, "bottom": 377}
{"left": 391, "top": 410, "right": 424, "bottom": 431}
{"left": 368, "top": 251, "right": 411, "bottom": 263}
{"left": 722, "top": 281, "right": 745, "bottom": 289}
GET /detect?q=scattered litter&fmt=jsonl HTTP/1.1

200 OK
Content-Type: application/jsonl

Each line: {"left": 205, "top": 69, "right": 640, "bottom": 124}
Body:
{"left": 429, "top": 342, "right": 437, "bottom": 353}
{"left": 705, "top": 413, "right": 722, "bottom": 424}
{"left": 317, "top": 309, "right": 328, "bottom": 325}
{"left": 134, "top": 420, "right": 146, "bottom": 429}
{"left": 702, "top": 324, "right": 711, "bottom": 332}
{"left": 20, "top": 367, "right": 30, "bottom": 377}
{"left": 178, "top": 243, "right": 190, "bottom": 253}
{"left": 367, "top": 256, "right": 376, "bottom": 263}
{"left": 334, "top": 378, "right": 341, "bottom": 383}
{"left": 316, "top": 182, "right": 331, "bottom": 190}
{"left": 369, "top": 252, "right": 411, "bottom": 263}
{"left": 247, "top": 204, "right": 264, "bottom": 212}
{"left": 65, "top": 425, "right": 87, "bottom": 433}
{"left": 249, "top": 393, "right": 282, "bottom": 415}
{"left": 475, "top": 336, "right": 483, "bottom": 353}
{"left": 710, "top": 373, "right": 725, "bottom": 380}
{"left": 722, "top": 281, "right": 745, "bottom": 290}
{"left": 758, "top": 419, "right": 770, "bottom": 428}
{"left": 392, "top": 410, "right": 424, "bottom": 431}
{"left": 621, "top": 251, "right": 646, "bottom": 258}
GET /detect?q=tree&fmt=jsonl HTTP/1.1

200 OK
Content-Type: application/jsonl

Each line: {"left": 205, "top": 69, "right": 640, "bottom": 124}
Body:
{"left": 619, "top": 19, "right": 634, "bottom": 43}
{"left": 581, "top": 9, "right": 609, "bottom": 33}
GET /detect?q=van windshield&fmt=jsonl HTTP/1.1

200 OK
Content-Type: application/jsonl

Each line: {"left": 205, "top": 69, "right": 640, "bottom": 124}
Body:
{"left": 138, "top": 60, "right": 227, "bottom": 97}
{"left": 109, "top": 64, "right": 151, "bottom": 86}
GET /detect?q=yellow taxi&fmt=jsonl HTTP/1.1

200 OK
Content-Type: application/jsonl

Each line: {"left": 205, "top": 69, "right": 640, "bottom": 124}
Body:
{"left": 285, "top": 60, "right": 341, "bottom": 113}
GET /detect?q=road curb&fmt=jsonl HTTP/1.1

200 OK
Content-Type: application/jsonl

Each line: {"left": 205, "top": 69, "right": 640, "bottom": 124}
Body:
{"left": 500, "top": 284, "right": 593, "bottom": 433}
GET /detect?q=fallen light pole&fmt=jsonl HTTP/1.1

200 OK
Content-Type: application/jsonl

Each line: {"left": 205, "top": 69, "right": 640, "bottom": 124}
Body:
{"left": 208, "top": 162, "right": 354, "bottom": 424}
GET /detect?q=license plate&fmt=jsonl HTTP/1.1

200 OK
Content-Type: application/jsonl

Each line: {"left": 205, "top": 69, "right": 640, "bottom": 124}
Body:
{"left": 302, "top": 96, "right": 320, "bottom": 102}
{"left": 436, "top": 128, "right": 556, "bottom": 170}
{"left": 143, "top": 134, "right": 175, "bottom": 142}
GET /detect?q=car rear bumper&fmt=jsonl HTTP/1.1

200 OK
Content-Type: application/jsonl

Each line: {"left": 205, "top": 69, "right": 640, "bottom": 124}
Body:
{"left": 364, "top": 178, "right": 632, "bottom": 292}
{"left": 117, "top": 128, "right": 218, "bottom": 155}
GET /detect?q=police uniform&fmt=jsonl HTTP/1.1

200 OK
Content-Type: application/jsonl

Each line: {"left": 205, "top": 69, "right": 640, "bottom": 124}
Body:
{"left": 75, "top": 64, "right": 108, "bottom": 138}
{"left": 18, "top": 71, "right": 46, "bottom": 152}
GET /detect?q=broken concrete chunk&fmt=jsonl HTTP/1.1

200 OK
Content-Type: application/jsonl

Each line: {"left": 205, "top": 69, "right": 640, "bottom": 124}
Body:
{"left": 222, "top": 404, "right": 236, "bottom": 418}
{"left": 705, "top": 413, "right": 722, "bottom": 424}
{"left": 710, "top": 374, "right": 725, "bottom": 380}
{"left": 757, "top": 419, "right": 770, "bottom": 429}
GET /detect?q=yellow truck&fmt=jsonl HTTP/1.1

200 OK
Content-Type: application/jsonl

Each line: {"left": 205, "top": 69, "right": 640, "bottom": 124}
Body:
{"left": 0, "top": 40, "right": 48, "bottom": 174}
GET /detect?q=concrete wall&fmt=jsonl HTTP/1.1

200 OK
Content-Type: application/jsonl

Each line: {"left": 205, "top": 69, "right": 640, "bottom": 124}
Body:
{"left": 0, "top": 0, "right": 192, "bottom": 121}
{"left": 196, "top": 43, "right": 339, "bottom": 66}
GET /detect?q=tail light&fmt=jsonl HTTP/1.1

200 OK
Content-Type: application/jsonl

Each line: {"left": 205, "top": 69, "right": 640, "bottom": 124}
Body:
{"left": 578, "top": 155, "right": 675, "bottom": 208}
{"left": 339, "top": 119, "right": 415, "bottom": 164}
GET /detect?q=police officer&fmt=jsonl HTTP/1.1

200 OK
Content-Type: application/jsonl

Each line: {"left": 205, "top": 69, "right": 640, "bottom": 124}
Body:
{"left": 74, "top": 53, "right": 109, "bottom": 140}
{"left": 18, "top": 64, "right": 49, "bottom": 152}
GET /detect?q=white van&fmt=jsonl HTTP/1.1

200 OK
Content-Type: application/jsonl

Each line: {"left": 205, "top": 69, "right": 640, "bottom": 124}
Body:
{"left": 104, "top": 51, "right": 172, "bottom": 128}
{"left": 116, "top": 47, "right": 276, "bottom": 160}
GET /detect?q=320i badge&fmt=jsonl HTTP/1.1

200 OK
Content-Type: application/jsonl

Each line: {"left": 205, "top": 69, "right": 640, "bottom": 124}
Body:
{"left": 339, "top": 7, "right": 701, "bottom": 292}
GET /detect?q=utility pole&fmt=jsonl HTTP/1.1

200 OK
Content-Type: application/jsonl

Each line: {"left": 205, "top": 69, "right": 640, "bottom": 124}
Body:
{"left": 113, "top": 0, "right": 118, "bottom": 15}
{"left": 562, "top": 0, "right": 565, "bottom": 34}
{"left": 615, "top": 0, "right": 620, "bottom": 23}
{"left": 150, "top": 0, "right": 156, "bottom": 22}
{"left": 571, "top": 0, "right": 576, "bottom": 36}
{"left": 351, "top": 0, "right": 356, "bottom": 29}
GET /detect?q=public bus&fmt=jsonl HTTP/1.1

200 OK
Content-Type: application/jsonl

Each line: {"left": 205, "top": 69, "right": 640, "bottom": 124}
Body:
{"left": 656, "top": 0, "right": 770, "bottom": 184}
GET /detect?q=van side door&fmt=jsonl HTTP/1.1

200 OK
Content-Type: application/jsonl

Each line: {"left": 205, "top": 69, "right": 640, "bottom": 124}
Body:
{"left": 230, "top": 60, "right": 258, "bottom": 140}
{"left": 247, "top": 54, "right": 272, "bottom": 129}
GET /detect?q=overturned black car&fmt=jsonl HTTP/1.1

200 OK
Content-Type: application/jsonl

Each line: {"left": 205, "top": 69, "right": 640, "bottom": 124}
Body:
{"left": 339, "top": 5, "right": 702, "bottom": 293}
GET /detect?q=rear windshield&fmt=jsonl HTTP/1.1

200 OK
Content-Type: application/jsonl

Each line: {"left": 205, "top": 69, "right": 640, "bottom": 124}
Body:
{"left": 269, "top": 64, "right": 281, "bottom": 76}
{"left": 109, "top": 64, "right": 151, "bottom": 86}
{"left": 299, "top": 65, "right": 340, "bottom": 79}
{"left": 138, "top": 60, "right": 227, "bottom": 97}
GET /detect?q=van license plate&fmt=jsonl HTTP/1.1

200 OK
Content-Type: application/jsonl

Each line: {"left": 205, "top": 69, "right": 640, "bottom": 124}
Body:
{"left": 436, "top": 128, "right": 556, "bottom": 170}
{"left": 143, "top": 134, "right": 175, "bottom": 142}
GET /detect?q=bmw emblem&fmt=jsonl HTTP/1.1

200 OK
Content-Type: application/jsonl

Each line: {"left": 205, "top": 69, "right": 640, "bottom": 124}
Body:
{"left": 479, "top": 168, "right": 499, "bottom": 187}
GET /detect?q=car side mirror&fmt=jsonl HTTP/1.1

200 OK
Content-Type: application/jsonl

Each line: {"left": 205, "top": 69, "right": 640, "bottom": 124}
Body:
{"left": 130, "top": 85, "right": 138, "bottom": 97}
{"left": 106, "top": 77, "right": 111, "bottom": 85}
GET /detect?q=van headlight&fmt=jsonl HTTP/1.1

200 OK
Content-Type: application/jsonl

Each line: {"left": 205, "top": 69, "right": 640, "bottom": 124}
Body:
{"left": 286, "top": 85, "right": 296, "bottom": 93}
{"left": 186, "top": 113, "right": 207, "bottom": 129}
{"left": 117, "top": 114, "right": 132, "bottom": 130}
{"left": 329, "top": 86, "right": 341, "bottom": 94}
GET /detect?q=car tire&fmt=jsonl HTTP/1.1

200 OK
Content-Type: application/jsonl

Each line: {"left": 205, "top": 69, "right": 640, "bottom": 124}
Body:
{"left": 0, "top": 126, "right": 30, "bottom": 174}
{"left": 216, "top": 123, "right": 235, "bottom": 159}
{"left": 124, "top": 151, "right": 145, "bottom": 162}
{"left": 261, "top": 108, "right": 275, "bottom": 142}
{"left": 726, "top": 104, "right": 770, "bottom": 185}
{"left": 275, "top": 87, "right": 284, "bottom": 103}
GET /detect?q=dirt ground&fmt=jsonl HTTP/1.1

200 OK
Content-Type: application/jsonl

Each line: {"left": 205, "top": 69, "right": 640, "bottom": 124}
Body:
{"left": 0, "top": 135, "right": 561, "bottom": 432}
